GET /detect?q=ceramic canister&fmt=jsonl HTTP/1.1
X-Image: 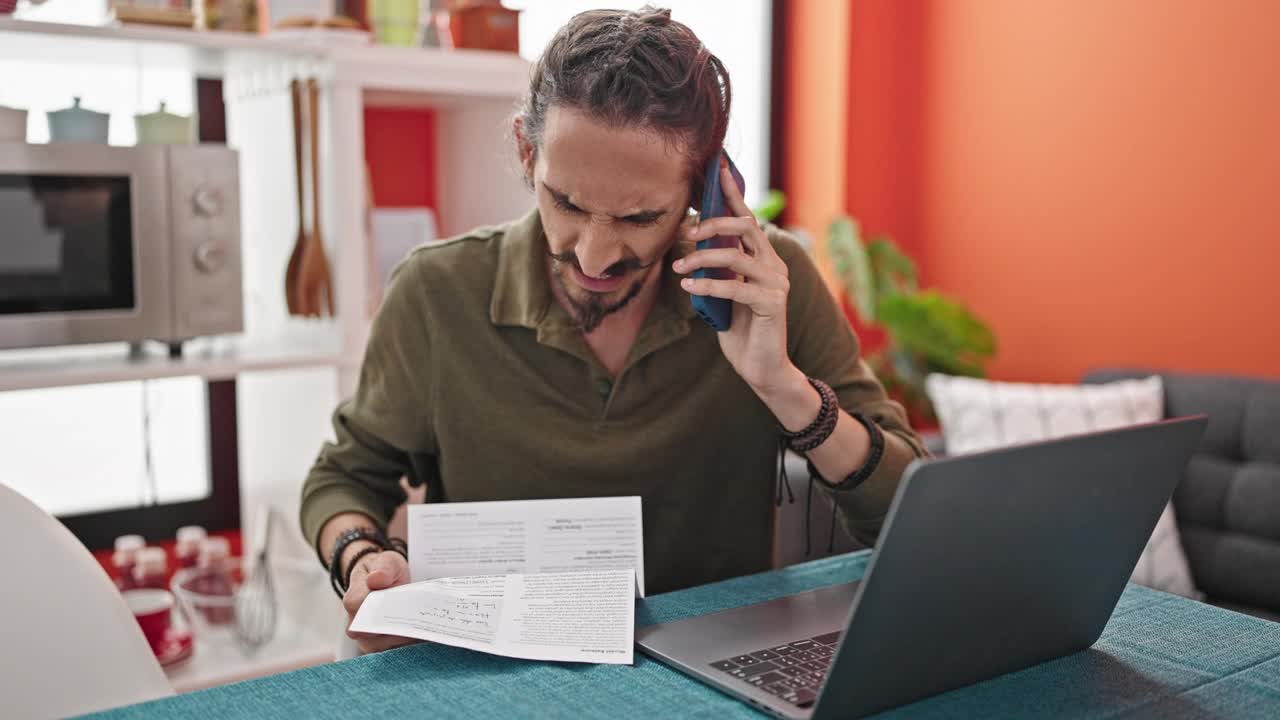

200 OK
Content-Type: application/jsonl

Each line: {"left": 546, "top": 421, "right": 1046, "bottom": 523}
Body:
{"left": 134, "top": 101, "right": 194, "bottom": 145}
{"left": 0, "top": 104, "right": 26, "bottom": 141}
{"left": 47, "top": 97, "right": 110, "bottom": 143}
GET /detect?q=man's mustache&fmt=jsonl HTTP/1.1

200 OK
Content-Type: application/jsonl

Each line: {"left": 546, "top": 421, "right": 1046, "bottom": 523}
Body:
{"left": 546, "top": 249, "right": 659, "bottom": 278}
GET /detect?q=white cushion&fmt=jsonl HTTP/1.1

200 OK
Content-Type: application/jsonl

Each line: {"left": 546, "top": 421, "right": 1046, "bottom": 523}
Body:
{"left": 924, "top": 374, "right": 1200, "bottom": 599}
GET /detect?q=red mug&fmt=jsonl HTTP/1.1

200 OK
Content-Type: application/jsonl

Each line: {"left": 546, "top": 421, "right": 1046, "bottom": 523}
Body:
{"left": 122, "top": 589, "right": 174, "bottom": 650}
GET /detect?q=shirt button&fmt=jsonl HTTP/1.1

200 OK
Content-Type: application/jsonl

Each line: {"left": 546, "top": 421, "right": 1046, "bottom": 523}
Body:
{"left": 596, "top": 378, "right": 613, "bottom": 399}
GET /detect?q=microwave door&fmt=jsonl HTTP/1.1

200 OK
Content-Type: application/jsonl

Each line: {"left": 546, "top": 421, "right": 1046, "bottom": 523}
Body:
{"left": 0, "top": 143, "right": 175, "bottom": 351}
{"left": 0, "top": 174, "right": 136, "bottom": 314}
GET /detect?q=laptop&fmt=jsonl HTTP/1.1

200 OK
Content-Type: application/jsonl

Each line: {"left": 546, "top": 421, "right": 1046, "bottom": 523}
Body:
{"left": 636, "top": 417, "right": 1207, "bottom": 719}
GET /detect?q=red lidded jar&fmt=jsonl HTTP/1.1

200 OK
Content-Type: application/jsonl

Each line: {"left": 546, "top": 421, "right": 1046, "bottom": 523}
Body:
{"left": 112, "top": 534, "right": 145, "bottom": 591}
{"left": 132, "top": 547, "right": 169, "bottom": 591}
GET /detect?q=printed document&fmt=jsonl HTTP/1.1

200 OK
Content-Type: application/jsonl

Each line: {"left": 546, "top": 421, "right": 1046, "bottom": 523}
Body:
{"left": 407, "top": 496, "right": 645, "bottom": 597}
{"left": 350, "top": 570, "right": 635, "bottom": 664}
{"left": 351, "top": 497, "right": 645, "bottom": 664}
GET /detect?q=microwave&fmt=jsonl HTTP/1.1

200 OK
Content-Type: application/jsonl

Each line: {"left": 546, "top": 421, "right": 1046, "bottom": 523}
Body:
{"left": 0, "top": 142, "right": 242, "bottom": 356}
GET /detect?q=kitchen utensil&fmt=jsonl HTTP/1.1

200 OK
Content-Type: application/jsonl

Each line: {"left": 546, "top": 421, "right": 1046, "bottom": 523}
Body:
{"left": 0, "top": 104, "right": 28, "bottom": 142}
{"left": 365, "top": 161, "right": 380, "bottom": 316}
{"left": 297, "top": 77, "right": 334, "bottom": 317}
{"left": 233, "top": 507, "right": 278, "bottom": 654}
{"left": 284, "top": 78, "right": 307, "bottom": 315}
{"left": 134, "top": 101, "right": 194, "bottom": 145}
{"left": 47, "top": 97, "right": 110, "bottom": 143}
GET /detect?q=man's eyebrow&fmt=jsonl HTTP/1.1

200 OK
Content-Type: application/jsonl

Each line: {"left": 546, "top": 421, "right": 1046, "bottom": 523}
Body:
{"left": 543, "top": 182, "right": 669, "bottom": 222}
{"left": 543, "top": 182, "right": 577, "bottom": 207}
{"left": 621, "top": 208, "right": 668, "bottom": 223}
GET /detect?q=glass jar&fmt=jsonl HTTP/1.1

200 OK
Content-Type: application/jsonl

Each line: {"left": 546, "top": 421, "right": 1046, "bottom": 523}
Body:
{"left": 197, "top": 536, "right": 235, "bottom": 624}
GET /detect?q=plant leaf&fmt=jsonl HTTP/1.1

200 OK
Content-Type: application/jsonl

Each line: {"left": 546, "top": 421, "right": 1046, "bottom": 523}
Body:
{"left": 826, "top": 216, "right": 877, "bottom": 323}
{"left": 752, "top": 189, "right": 787, "bottom": 224}
{"left": 876, "top": 291, "right": 996, "bottom": 376}
{"left": 866, "top": 237, "right": 918, "bottom": 295}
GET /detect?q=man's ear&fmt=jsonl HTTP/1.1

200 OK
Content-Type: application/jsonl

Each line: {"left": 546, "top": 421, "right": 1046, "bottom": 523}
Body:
{"left": 513, "top": 116, "right": 536, "bottom": 187}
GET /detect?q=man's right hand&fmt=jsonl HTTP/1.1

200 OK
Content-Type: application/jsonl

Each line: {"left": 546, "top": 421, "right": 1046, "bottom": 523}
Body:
{"left": 342, "top": 549, "right": 418, "bottom": 655}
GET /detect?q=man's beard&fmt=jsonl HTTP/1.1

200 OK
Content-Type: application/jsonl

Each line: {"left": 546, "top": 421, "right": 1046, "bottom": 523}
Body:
{"left": 547, "top": 249, "right": 656, "bottom": 333}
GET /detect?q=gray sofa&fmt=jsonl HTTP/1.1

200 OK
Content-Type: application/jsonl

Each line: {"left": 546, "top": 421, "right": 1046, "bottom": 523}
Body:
{"left": 1085, "top": 369, "right": 1280, "bottom": 621}
{"left": 776, "top": 369, "right": 1280, "bottom": 622}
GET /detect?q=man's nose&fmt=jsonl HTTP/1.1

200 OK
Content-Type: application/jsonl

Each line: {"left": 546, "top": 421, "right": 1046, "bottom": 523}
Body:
{"left": 575, "top": 218, "right": 625, "bottom": 278}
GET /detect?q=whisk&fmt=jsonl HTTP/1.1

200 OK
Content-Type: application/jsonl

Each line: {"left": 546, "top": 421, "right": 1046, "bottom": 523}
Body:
{"left": 234, "top": 507, "right": 278, "bottom": 654}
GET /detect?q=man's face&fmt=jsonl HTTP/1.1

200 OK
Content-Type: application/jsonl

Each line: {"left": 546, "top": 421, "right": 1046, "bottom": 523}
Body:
{"left": 520, "top": 106, "right": 691, "bottom": 332}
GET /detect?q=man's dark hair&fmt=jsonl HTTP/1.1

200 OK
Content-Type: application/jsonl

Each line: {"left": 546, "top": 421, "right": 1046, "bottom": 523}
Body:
{"left": 518, "top": 6, "right": 732, "bottom": 205}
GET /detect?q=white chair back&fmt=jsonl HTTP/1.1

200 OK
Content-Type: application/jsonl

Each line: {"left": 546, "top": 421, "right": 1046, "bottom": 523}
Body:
{"left": 0, "top": 484, "right": 173, "bottom": 718}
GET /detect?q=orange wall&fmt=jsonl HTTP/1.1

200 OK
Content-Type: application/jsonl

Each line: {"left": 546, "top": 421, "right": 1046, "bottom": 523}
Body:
{"left": 831, "top": 0, "right": 1280, "bottom": 382}
{"left": 780, "top": 0, "right": 852, "bottom": 273}
{"left": 846, "top": 1, "right": 926, "bottom": 266}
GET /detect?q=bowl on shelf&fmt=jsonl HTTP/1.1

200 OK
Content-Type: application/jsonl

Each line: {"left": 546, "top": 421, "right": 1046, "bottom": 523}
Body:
{"left": 170, "top": 558, "right": 242, "bottom": 636}
{"left": 170, "top": 556, "right": 337, "bottom": 651}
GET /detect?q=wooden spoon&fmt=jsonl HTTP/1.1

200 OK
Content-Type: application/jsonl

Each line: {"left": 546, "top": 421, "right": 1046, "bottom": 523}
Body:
{"left": 297, "top": 77, "right": 335, "bottom": 317}
{"left": 283, "top": 78, "right": 307, "bottom": 316}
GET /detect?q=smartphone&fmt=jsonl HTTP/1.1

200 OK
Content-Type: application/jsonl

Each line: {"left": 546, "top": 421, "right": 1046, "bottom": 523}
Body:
{"left": 691, "top": 150, "right": 746, "bottom": 332}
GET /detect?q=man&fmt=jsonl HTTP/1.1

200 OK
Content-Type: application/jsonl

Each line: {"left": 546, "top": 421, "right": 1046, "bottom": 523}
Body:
{"left": 302, "top": 6, "right": 926, "bottom": 655}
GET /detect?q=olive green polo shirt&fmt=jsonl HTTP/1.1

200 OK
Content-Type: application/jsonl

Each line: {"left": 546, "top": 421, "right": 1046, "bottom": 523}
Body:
{"left": 301, "top": 209, "right": 926, "bottom": 594}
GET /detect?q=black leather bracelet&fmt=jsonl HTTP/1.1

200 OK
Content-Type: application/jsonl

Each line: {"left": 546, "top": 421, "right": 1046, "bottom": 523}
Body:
{"left": 329, "top": 526, "right": 391, "bottom": 599}
{"left": 779, "top": 377, "right": 835, "bottom": 441}
{"left": 341, "top": 545, "right": 383, "bottom": 596}
{"left": 808, "top": 412, "right": 886, "bottom": 492}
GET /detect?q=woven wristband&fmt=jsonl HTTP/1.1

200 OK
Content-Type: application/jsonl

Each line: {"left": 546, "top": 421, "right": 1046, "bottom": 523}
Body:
{"left": 779, "top": 376, "right": 835, "bottom": 442}
{"left": 786, "top": 378, "right": 840, "bottom": 452}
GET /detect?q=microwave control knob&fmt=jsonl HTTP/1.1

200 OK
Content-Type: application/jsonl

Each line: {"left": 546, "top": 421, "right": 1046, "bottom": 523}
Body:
{"left": 192, "top": 187, "right": 223, "bottom": 217}
{"left": 194, "top": 241, "right": 226, "bottom": 273}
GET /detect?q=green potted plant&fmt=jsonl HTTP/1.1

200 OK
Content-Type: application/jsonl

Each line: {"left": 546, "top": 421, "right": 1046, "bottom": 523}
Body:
{"left": 825, "top": 217, "right": 996, "bottom": 425}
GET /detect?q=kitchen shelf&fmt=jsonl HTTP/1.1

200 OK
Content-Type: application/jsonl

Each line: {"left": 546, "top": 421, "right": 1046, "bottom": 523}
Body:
{"left": 0, "top": 323, "right": 348, "bottom": 393}
{"left": 0, "top": 17, "right": 529, "bottom": 102}
{"left": 334, "top": 44, "right": 529, "bottom": 106}
{"left": 0, "top": 16, "right": 323, "bottom": 75}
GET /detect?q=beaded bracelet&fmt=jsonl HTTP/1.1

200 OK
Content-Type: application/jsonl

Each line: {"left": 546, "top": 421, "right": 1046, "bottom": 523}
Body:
{"left": 329, "top": 526, "right": 405, "bottom": 599}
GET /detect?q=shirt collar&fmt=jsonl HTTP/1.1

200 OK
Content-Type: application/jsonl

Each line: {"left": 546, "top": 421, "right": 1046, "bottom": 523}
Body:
{"left": 489, "top": 208, "right": 551, "bottom": 329}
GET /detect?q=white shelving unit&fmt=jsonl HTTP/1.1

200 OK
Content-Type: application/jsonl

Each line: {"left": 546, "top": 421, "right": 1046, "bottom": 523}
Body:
{"left": 0, "top": 17, "right": 532, "bottom": 396}
{"left": 0, "top": 323, "right": 343, "bottom": 392}
{"left": 0, "top": 16, "right": 533, "bottom": 691}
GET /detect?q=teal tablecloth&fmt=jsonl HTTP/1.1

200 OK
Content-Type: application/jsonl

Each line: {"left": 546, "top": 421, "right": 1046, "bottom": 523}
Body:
{"left": 88, "top": 551, "right": 1280, "bottom": 719}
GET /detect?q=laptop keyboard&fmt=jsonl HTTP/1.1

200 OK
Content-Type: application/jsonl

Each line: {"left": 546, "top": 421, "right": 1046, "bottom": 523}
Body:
{"left": 709, "top": 631, "right": 842, "bottom": 708}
